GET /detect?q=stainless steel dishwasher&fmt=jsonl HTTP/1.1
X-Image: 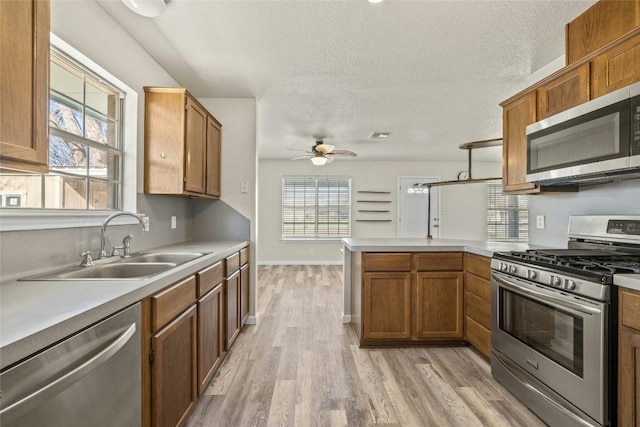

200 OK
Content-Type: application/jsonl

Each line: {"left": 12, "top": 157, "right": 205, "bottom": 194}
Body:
{"left": 0, "top": 302, "right": 141, "bottom": 427}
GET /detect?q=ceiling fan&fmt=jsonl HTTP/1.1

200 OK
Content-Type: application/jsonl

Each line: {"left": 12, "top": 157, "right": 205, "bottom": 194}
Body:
{"left": 290, "top": 140, "right": 357, "bottom": 166}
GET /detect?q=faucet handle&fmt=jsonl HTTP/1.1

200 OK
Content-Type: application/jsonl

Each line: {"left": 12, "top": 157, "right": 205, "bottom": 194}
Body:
{"left": 80, "top": 251, "right": 93, "bottom": 267}
{"left": 111, "top": 245, "right": 124, "bottom": 257}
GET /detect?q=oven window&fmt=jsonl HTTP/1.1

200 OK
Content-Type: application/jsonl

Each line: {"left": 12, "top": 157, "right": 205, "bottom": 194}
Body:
{"left": 499, "top": 288, "right": 584, "bottom": 377}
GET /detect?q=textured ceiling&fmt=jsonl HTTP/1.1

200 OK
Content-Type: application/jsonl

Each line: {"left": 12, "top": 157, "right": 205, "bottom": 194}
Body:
{"left": 97, "top": 0, "right": 597, "bottom": 163}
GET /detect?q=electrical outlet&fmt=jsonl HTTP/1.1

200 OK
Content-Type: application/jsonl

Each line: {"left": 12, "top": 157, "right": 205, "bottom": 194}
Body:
{"left": 142, "top": 215, "right": 150, "bottom": 231}
{"left": 241, "top": 181, "right": 249, "bottom": 194}
{"left": 171, "top": 216, "right": 177, "bottom": 229}
{"left": 536, "top": 215, "right": 545, "bottom": 229}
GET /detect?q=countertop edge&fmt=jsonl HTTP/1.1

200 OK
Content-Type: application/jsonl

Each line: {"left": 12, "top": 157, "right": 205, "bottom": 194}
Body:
{"left": 615, "top": 274, "right": 640, "bottom": 292}
{"left": 0, "top": 239, "right": 248, "bottom": 370}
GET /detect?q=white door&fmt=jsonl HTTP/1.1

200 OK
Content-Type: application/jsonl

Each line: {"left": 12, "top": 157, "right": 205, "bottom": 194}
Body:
{"left": 398, "top": 177, "right": 440, "bottom": 238}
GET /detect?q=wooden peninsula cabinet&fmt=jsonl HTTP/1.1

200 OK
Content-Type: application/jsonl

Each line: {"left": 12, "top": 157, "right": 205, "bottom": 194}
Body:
{"left": 0, "top": 0, "right": 50, "bottom": 173}
{"left": 358, "top": 252, "right": 464, "bottom": 345}
{"left": 143, "top": 87, "right": 221, "bottom": 198}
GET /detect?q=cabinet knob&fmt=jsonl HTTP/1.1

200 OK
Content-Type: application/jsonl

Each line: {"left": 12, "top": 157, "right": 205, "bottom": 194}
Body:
{"left": 160, "top": 152, "right": 167, "bottom": 159}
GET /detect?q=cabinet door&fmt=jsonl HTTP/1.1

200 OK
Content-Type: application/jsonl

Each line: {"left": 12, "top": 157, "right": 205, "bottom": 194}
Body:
{"left": 0, "top": 0, "right": 49, "bottom": 173}
{"left": 240, "top": 263, "right": 250, "bottom": 327}
{"left": 415, "top": 272, "right": 464, "bottom": 339}
{"left": 591, "top": 33, "right": 640, "bottom": 99}
{"left": 502, "top": 91, "right": 538, "bottom": 194}
{"left": 537, "top": 63, "right": 590, "bottom": 120}
{"left": 151, "top": 305, "right": 198, "bottom": 427}
{"left": 206, "top": 116, "right": 221, "bottom": 197}
{"left": 362, "top": 272, "right": 411, "bottom": 340}
{"left": 225, "top": 270, "right": 241, "bottom": 350}
{"left": 619, "top": 325, "right": 640, "bottom": 426}
{"left": 184, "top": 96, "right": 207, "bottom": 194}
{"left": 197, "top": 284, "right": 223, "bottom": 395}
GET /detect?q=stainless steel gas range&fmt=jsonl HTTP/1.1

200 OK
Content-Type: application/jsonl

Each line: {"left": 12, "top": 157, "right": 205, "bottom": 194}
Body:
{"left": 491, "top": 215, "right": 640, "bottom": 427}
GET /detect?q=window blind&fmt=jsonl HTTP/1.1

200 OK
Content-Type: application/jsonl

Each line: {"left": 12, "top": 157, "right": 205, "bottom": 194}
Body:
{"left": 487, "top": 181, "right": 529, "bottom": 241}
{"left": 282, "top": 176, "right": 351, "bottom": 239}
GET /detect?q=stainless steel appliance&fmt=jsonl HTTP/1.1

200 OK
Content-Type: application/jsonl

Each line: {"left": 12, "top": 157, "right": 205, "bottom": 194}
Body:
{"left": 526, "top": 81, "right": 640, "bottom": 185}
{"left": 491, "top": 215, "right": 640, "bottom": 427}
{"left": 0, "top": 303, "right": 141, "bottom": 427}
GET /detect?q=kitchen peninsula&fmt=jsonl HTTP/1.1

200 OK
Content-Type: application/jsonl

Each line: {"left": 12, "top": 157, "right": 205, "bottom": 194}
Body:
{"left": 342, "top": 238, "right": 531, "bottom": 354}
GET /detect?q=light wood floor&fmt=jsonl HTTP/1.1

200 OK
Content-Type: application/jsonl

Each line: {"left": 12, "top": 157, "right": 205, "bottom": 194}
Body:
{"left": 186, "top": 265, "right": 544, "bottom": 427}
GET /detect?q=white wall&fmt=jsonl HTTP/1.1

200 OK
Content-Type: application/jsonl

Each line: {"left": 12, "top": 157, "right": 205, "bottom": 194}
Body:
{"left": 529, "top": 180, "right": 640, "bottom": 248}
{"left": 258, "top": 159, "right": 501, "bottom": 263}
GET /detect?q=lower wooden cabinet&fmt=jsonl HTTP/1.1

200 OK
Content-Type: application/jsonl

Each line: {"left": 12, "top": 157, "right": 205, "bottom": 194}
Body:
{"left": 197, "top": 284, "right": 223, "bottom": 395}
{"left": 415, "top": 271, "right": 464, "bottom": 339}
{"left": 362, "top": 272, "right": 412, "bottom": 340}
{"left": 464, "top": 253, "right": 492, "bottom": 358}
{"left": 240, "top": 262, "right": 250, "bottom": 326}
{"left": 151, "top": 305, "right": 198, "bottom": 427}
{"left": 225, "top": 269, "right": 241, "bottom": 350}
{"left": 619, "top": 287, "right": 640, "bottom": 425}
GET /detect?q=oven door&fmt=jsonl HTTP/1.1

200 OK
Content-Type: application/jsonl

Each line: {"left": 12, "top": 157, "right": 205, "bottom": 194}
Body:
{"left": 491, "top": 271, "right": 609, "bottom": 426}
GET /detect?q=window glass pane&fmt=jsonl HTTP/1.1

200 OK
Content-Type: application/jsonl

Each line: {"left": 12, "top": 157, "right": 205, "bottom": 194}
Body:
{"left": 50, "top": 59, "right": 83, "bottom": 104}
{"left": 85, "top": 76, "right": 118, "bottom": 119}
{"left": 85, "top": 111, "right": 117, "bottom": 147}
{"left": 487, "top": 181, "right": 529, "bottom": 241}
{"left": 49, "top": 136, "right": 88, "bottom": 176}
{"left": 0, "top": 174, "right": 43, "bottom": 208}
{"left": 49, "top": 97, "right": 84, "bottom": 136}
{"left": 44, "top": 175, "right": 87, "bottom": 209}
{"left": 89, "top": 148, "right": 118, "bottom": 180}
{"left": 88, "top": 180, "right": 115, "bottom": 210}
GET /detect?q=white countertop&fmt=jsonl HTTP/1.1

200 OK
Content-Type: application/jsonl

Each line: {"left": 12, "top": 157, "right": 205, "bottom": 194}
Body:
{"left": 615, "top": 274, "right": 640, "bottom": 292}
{"left": 342, "top": 237, "right": 532, "bottom": 257}
{"left": 0, "top": 239, "right": 248, "bottom": 370}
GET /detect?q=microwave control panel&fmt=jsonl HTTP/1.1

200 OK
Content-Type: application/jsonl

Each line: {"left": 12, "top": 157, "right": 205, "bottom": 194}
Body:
{"left": 634, "top": 96, "right": 640, "bottom": 150}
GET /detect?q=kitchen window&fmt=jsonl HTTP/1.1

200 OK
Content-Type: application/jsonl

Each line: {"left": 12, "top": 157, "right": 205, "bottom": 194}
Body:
{"left": 282, "top": 176, "right": 351, "bottom": 240}
{"left": 0, "top": 35, "right": 138, "bottom": 231}
{"left": 487, "top": 180, "right": 529, "bottom": 241}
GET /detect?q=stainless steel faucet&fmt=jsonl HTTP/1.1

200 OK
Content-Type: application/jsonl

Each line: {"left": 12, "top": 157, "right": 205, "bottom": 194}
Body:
{"left": 99, "top": 212, "right": 148, "bottom": 259}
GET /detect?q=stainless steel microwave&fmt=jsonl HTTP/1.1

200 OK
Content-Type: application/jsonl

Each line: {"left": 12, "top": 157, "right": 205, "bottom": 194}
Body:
{"left": 526, "top": 81, "right": 640, "bottom": 185}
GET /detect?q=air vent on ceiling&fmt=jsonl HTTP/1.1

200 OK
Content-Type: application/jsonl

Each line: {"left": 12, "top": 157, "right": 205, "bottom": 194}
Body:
{"left": 369, "top": 132, "right": 391, "bottom": 139}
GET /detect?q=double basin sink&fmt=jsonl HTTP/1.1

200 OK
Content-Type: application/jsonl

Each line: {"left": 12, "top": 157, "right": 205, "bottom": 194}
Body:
{"left": 22, "top": 252, "right": 209, "bottom": 281}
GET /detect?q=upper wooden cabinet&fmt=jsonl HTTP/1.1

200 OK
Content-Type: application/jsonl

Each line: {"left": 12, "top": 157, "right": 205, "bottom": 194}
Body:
{"left": 591, "top": 32, "right": 640, "bottom": 99}
{"left": 143, "top": 87, "right": 222, "bottom": 198}
{"left": 566, "top": 0, "right": 640, "bottom": 65}
{"left": 0, "top": 0, "right": 49, "bottom": 173}
{"left": 537, "top": 63, "right": 590, "bottom": 120}
{"left": 501, "top": 91, "right": 538, "bottom": 194}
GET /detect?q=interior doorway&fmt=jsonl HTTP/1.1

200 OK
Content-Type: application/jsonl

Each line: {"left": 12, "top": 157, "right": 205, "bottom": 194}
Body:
{"left": 398, "top": 177, "right": 440, "bottom": 238}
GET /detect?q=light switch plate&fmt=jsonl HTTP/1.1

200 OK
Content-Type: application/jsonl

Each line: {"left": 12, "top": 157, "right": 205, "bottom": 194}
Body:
{"left": 171, "top": 216, "right": 177, "bottom": 229}
{"left": 536, "top": 215, "right": 545, "bottom": 229}
{"left": 142, "top": 215, "right": 150, "bottom": 231}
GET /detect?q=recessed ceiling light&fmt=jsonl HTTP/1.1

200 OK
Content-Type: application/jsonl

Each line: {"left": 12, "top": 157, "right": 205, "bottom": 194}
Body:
{"left": 368, "top": 0, "right": 384, "bottom": 3}
{"left": 369, "top": 132, "right": 391, "bottom": 139}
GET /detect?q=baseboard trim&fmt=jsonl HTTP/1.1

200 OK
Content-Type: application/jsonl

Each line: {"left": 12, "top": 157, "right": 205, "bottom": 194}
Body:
{"left": 245, "top": 316, "right": 257, "bottom": 325}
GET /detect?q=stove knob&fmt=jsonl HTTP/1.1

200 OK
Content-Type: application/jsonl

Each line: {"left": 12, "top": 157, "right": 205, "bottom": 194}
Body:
{"left": 527, "top": 270, "right": 537, "bottom": 280}
{"left": 509, "top": 265, "right": 518, "bottom": 274}
{"left": 550, "top": 275, "right": 562, "bottom": 286}
{"left": 500, "top": 263, "right": 509, "bottom": 272}
{"left": 564, "top": 279, "right": 576, "bottom": 290}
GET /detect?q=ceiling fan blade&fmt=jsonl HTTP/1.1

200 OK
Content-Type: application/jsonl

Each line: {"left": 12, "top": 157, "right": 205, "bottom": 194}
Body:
{"left": 291, "top": 155, "right": 313, "bottom": 160}
{"left": 286, "top": 147, "right": 312, "bottom": 153}
{"left": 326, "top": 156, "right": 335, "bottom": 164}
{"left": 328, "top": 150, "right": 357, "bottom": 157}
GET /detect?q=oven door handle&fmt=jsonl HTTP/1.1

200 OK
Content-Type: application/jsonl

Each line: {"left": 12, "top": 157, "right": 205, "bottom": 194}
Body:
{"left": 493, "top": 351, "right": 599, "bottom": 427}
{"left": 492, "top": 272, "right": 602, "bottom": 316}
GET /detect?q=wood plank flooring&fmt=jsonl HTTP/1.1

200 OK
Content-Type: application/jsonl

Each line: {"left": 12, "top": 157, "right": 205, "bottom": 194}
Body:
{"left": 186, "top": 265, "right": 544, "bottom": 427}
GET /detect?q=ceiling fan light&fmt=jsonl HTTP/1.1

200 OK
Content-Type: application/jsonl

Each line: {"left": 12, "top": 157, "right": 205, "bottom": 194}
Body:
{"left": 310, "top": 155, "right": 328, "bottom": 166}
{"left": 315, "top": 144, "right": 335, "bottom": 154}
{"left": 121, "top": 0, "right": 166, "bottom": 17}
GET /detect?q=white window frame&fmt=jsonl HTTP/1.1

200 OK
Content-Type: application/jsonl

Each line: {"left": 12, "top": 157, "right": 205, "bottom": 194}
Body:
{"left": 281, "top": 176, "right": 351, "bottom": 241}
{"left": 486, "top": 180, "right": 529, "bottom": 242}
{"left": 0, "top": 34, "right": 139, "bottom": 231}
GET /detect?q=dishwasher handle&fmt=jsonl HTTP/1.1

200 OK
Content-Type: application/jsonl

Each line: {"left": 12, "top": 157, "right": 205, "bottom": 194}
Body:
{"left": 0, "top": 322, "right": 137, "bottom": 424}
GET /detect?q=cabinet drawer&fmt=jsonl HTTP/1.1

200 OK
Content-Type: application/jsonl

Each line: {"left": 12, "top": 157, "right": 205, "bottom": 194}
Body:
{"left": 416, "top": 252, "right": 463, "bottom": 271}
{"left": 152, "top": 275, "right": 197, "bottom": 331}
{"left": 465, "top": 291, "right": 491, "bottom": 329}
{"left": 465, "top": 273, "right": 491, "bottom": 301}
{"left": 363, "top": 253, "right": 411, "bottom": 272}
{"left": 465, "top": 253, "right": 491, "bottom": 280}
{"left": 621, "top": 288, "right": 640, "bottom": 330}
{"left": 240, "top": 246, "right": 249, "bottom": 266}
{"left": 225, "top": 252, "right": 240, "bottom": 276}
{"left": 197, "top": 261, "right": 223, "bottom": 297}
{"left": 465, "top": 316, "right": 491, "bottom": 359}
